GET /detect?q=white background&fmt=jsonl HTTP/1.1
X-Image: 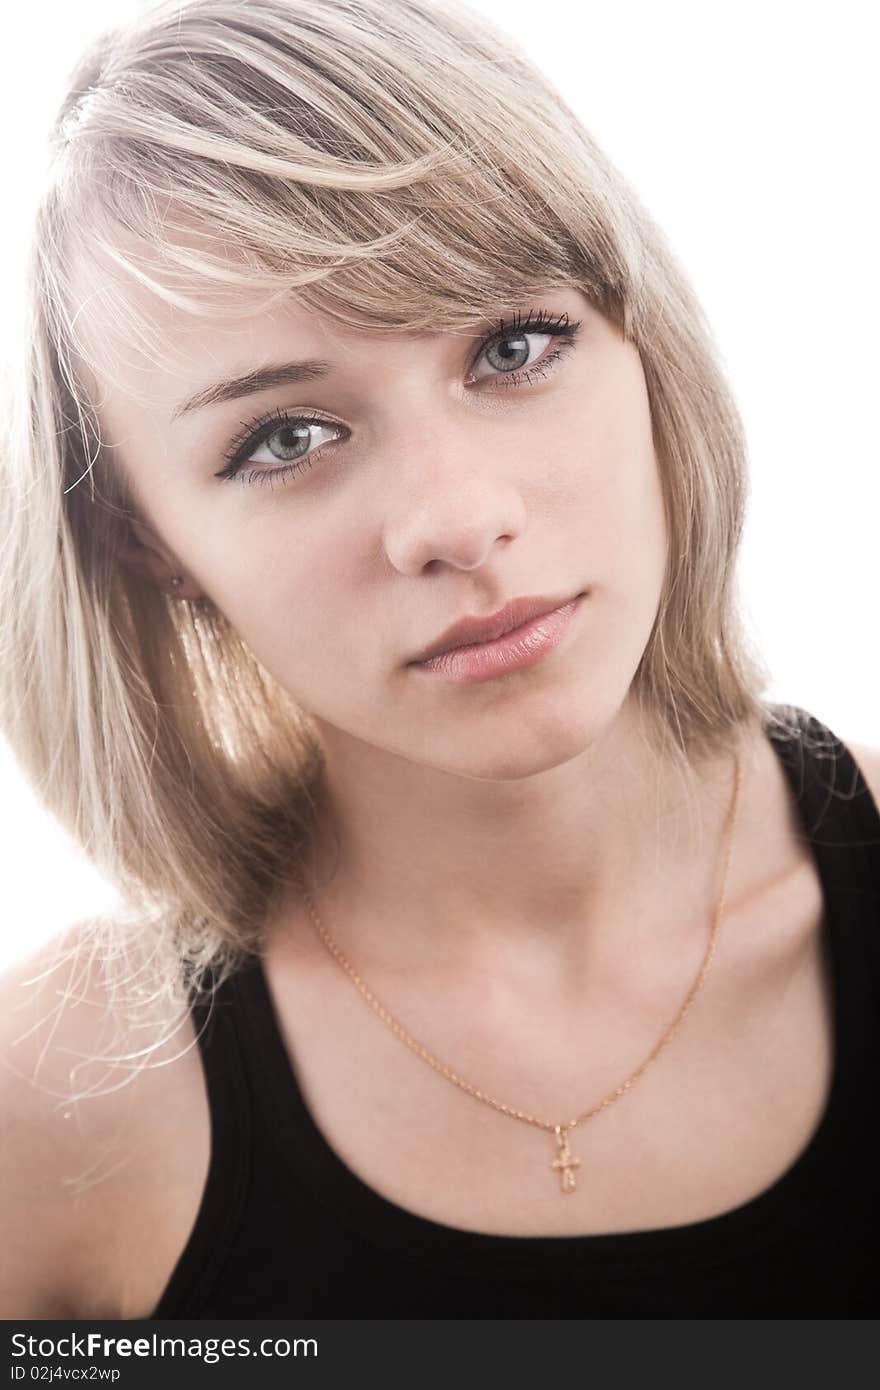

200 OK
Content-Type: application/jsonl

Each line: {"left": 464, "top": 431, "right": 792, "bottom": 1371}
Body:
{"left": 1, "top": 0, "right": 877, "bottom": 969}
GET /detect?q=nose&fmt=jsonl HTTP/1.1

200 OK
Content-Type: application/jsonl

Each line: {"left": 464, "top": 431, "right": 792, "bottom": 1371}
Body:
{"left": 381, "top": 427, "right": 528, "bottom": 577}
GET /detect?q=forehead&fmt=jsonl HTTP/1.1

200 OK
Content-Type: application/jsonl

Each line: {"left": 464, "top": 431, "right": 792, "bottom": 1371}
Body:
{"left": 74, "top": 269, "right": 343, "bottom": 412}
{"left": 73, "top": 251, "right": 587, "bottom": 419}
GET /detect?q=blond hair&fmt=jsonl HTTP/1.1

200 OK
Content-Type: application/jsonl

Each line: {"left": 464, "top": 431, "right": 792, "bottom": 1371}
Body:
{"left": 1, "top": 0, "right": 774, "bottom": 1015}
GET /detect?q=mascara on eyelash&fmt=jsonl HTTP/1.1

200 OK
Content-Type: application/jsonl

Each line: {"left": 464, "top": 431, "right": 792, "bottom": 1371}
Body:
{"left": 492, "top": 308, "right": 574, "bottom": 335}
{"left": 220, "top": 408, "right": 337, "bottom": 471}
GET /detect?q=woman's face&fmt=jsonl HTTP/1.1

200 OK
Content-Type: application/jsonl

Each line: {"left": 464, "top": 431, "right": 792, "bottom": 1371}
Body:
{"left": 101, "top": 285, "right": 668, "bottom": 780}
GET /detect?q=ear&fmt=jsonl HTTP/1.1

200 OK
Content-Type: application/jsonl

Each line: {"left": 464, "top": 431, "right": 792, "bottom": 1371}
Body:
{"left": 118, "top": 518, "right": 204, "bottom": 601}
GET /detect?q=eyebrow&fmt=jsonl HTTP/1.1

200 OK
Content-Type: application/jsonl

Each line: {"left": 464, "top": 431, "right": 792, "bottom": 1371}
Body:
{"left": 172, "top": 360, "right": 333, "bottom": 420}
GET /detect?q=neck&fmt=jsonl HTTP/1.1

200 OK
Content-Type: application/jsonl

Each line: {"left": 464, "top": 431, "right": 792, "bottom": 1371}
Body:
{"left": 294, "top": 699, "right": 751, "bottom": 996}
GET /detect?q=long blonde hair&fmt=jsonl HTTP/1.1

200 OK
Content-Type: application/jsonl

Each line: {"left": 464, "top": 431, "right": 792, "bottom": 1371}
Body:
{"left": 1, "top": 0, "right": 774, "bottom": 1015}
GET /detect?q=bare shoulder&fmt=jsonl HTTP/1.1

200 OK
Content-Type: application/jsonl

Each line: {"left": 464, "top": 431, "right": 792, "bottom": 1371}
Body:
{"left": 0, "top": 918, "right": 209, "bottom": 1319}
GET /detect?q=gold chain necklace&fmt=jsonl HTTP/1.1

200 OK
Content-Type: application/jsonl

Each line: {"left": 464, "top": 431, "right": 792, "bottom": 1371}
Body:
{"left": 302, "top": 752, "right": 742, "bottom": 1195}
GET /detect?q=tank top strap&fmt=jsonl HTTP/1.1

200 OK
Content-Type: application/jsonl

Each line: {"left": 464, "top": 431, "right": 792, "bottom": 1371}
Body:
{"left": 150, "top": 960, "right": 254, "bottom": 1318}
{"left": 766, "top": 704, "right": 880, "bottom": 1002}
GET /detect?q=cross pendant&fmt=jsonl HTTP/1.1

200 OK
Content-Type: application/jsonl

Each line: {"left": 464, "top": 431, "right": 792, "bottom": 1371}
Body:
{"left": 551, "top": 1125, "right": 581, "bottom": 1193}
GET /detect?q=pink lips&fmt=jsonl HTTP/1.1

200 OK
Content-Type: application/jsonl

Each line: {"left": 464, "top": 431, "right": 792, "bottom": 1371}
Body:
{"left": 410, "top": 592, "right": 586, "bottom": 684}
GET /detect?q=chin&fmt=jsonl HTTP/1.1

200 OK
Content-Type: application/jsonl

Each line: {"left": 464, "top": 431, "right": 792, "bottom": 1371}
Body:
{"left": 423, "top": 693, "right": 616, "bottom": 784}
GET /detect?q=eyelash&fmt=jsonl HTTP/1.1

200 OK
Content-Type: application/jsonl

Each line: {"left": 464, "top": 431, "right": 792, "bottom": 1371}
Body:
{"left": 214, "top": 308, "right": 583, "bottom": 487}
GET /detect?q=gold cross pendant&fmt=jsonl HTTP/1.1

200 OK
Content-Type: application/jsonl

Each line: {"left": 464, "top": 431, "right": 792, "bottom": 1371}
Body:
{"left": 551, "top": 1125, "right": 581, "bottom": 1193}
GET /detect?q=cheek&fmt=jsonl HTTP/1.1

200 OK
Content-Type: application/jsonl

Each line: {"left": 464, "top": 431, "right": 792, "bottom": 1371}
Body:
{"left": 200, "top": 509, "right": 376, "bottom": 696}
{"left": 554, "top": 386, "right": 665, "bottom": 564}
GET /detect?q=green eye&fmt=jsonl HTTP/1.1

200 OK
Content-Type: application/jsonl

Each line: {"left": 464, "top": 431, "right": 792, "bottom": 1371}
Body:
{"left": 469, "top": 310, "right": 582, "bottom": 386}
{"left": 216, "top": 414, "right": 347, "bottom": 484}
{"left": 262, "top": 423, "right": 314, "bottom": 461}
{"left": 485, "top": 333, "right": 534, "bottom": 372}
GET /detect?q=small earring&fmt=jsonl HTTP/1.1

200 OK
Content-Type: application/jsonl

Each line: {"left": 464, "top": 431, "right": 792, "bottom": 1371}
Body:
{"left": 169, "top": 575, "right": 183, "bottom": 591}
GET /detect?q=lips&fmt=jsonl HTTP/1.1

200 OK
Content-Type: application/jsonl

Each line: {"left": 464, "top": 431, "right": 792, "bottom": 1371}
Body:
{"left": 410, "top": 592, "right": 584, "bottom": 664}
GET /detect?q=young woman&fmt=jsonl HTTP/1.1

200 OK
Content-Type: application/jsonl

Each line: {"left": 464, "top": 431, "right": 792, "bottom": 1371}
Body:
{"left": 1, "top": 0, "right": 877, "bottom": 1320}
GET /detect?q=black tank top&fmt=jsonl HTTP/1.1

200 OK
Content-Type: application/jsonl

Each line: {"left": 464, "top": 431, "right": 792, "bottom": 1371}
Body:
{"left": 150, "top": 709, "right": 880, "bottom": 1318}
